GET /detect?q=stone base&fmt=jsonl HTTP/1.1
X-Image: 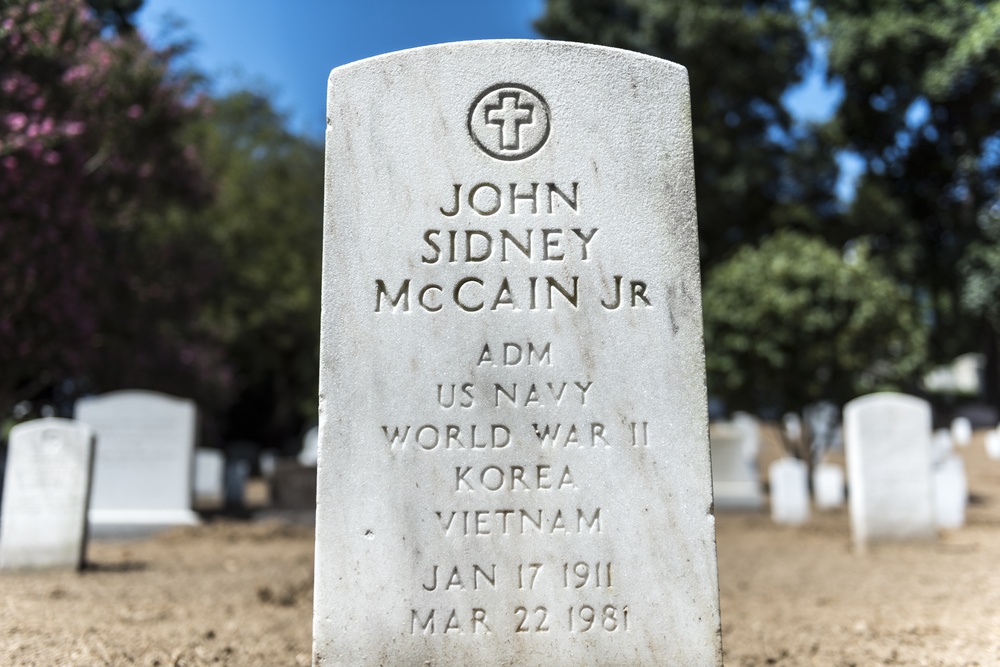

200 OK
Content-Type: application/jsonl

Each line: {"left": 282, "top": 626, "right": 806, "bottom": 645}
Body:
{"left": 87, "top": 509, "right": 200, "bottom": 539}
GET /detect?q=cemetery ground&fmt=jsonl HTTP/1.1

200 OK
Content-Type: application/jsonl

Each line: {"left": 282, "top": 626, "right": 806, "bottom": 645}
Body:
{"left": 0, "top": 430, "right": 997, "bottom": 666}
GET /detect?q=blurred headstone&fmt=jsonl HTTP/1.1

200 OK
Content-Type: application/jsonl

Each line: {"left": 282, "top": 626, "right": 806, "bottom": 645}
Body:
{"left": 986, "top": 429, "right": 1000, "bottom": 460}
{"left": 194, "top": 448, "right": 224, "bottom": 507}
{"left": 314, "top": 41, "right": 722, "bottom": 665}
{"left": 931, "top": 428, "right": 953, "bottom": 465}
{"left": 298, "top": 426, "right": 318, "bottom": 466}
{"left": 812, "top": 462, "right": 845, "bottom": 510}
{"left": 259, "top": 450, "right": 277, "bottom": 477}
{"left": 844, "top": 393, "right": 935, "bottom": 550}
{"left": 769, "top": 457, "right": 809, "bottom": 525}
{"left": 269, "top": 459, "right": 317, "bottom": 510}
{"left": 783, "top": 412, "right": 802, "bottom": 443}
{"left": 803, "top": 401, "right": 840, "bottom": 457}
{"left": 74, "top": 390, "right": 199, "bottom": 536}
{"left": 0, "top": 419, "right": 94, "bottom": 570}
{"left": 950, "top": 416, "right": 972, "bottom": 447}
{"left": 709, "top": 420, "right": 763, "bottom": 509}
{"left": 932, "top": 454, "right": 967, "bottom": 529}
{"left": 224, "top": 441, "right": 257, "bottom": 512}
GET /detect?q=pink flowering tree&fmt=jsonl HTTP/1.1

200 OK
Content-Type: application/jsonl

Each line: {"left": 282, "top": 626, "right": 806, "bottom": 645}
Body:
{"left": 0, "top": 0, "right": 227, "bottom": 423}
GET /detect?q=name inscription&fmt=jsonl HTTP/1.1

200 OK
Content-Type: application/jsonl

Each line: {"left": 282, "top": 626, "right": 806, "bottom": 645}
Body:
{"left": 385, "top": 175, "right": 655, "bottom": 637}
{"left": 374, "top": 182, "right": 652, "bottom": 313}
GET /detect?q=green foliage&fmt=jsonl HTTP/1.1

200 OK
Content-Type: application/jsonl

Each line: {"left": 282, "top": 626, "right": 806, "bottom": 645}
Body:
{"left": 0, "top": 0, "right": 217, "bottom": 418}
{"left": 187, "top": 91, "right": 324, "bottom": 447}
{"left": 817, "top": 0, "right": 1000, "bottom": 365}
{"left": 536, "top": 0, "right": 839, "bottom": 265}
{"left": 703, "top": 231, "right": 928, "bottom": 411}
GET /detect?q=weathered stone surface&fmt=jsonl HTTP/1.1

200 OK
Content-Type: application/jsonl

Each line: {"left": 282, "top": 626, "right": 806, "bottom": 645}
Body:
{"left": 74, "top": 390, "right": 199, "bottom": 535}
{"left": 315, "top": 40, "right": 720, "bottom": 666}
{"left": 0, "top": 418, "right": 94, "bottom": 570}
{"left": 844, "top": 393, "right": 935, "bottom": 550}
{"left": 768, "top": 457, "right": 809, "bottom": 525}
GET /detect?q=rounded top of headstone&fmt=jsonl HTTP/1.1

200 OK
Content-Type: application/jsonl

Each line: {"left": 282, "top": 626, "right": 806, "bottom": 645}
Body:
{"left": 844, "top": 391, "right": 930, "bottom": 414}
{"left": 74, "top": 389, "right": 195, "bottom": 412}
{"left": 9, "top": 417, "right": 94, "bottom": 441}
{"left": 328, "top": 39, "right": 688, "bottom": 79}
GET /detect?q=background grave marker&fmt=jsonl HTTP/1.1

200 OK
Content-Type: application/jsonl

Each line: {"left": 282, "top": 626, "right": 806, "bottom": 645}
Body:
{"left": 844, "top": 393, "right": 936, "bottom": 550}
{"left": 75, "top": 390, "right": 199, "bottom": 535}
{"left": 0, "top": 418, "right": 95, "bottom": 570}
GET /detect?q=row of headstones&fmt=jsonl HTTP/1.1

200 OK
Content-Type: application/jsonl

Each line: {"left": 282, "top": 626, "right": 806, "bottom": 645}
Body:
{"left": 1, "top": 390, "right": 322, "bottom": 571}
{"left": 0, "top": 390, "right": 199, "bottom": 570}
{"left": 711, "top": 392, "right": 987, "bottom": 547}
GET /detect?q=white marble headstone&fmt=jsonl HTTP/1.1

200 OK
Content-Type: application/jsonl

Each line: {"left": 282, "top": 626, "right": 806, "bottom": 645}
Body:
{"left": 298, "top": 426, "right": 318, "bottom": 466}
{"left": 986, "top": 429, "right": 1000, "bottom": 460}
{"left": 315, "top": 40, "right": 721, "bottom": 666}
{"left": 194, "top": 448, "right": 224, "bottom": 504}
{"left": 950, "top": 416, "right": 972, "bottom": 447}
{"left": 812, "top": 462, "right": 845, "bottom": 510}
{"left": 783, "top": 412, "right": 802, "bottom": 443}
{"left": 844, "top": 393, "right": 936, "bottom": 549}
{"left": 932, "top": 454, "right": 967, "bottom": 529}
{"left": 768, "top": 457, "right": 809, "bottom": 525}
{"left": 709, "top": 420, "right": 763, "bottom": 509}
{"left": 0, "top": 419, "right": 94, "bottom": 570}
{"left": 74, "top": 390, "right": 199, "bottom": 534}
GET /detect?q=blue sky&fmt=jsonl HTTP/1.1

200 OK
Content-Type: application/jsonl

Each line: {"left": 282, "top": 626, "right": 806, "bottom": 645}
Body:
{"left": 137, "top": 0, "right": 547, "bottom": 138}
{"left": 137, "top": 1, "right": 841, "bottom": 136}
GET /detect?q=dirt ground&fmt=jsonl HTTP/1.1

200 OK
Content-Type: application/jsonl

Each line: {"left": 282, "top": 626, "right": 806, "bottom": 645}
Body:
{"left": 2, "top": 433, "right": 999, "bottom": 666}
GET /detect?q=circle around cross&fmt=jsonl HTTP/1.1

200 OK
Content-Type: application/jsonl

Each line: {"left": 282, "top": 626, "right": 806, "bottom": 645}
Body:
{"left": 467, "top": 83, "right": 550, "bottom": 161}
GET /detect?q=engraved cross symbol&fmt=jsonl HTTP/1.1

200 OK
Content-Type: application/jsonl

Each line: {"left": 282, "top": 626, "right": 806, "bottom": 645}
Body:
{"left": 485, "top": 93, "right": 533, "bottom": 150}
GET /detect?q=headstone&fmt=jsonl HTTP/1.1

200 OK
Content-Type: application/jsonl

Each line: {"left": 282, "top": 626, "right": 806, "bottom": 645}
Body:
{"left": 259, "top": 450, "right": 278, "bottom": 477}
{"left": 812, "top": 462, "right": 845, "bottom": 510}
{"left": 951, "top": 416, "right": 972, "bottom": 447}
{"left": 843, "top": 393, "right": 936, "bottom": 549}
{"left": 314, "top": 41, "right": 722, "bottom": 665}
{"left": 986, "top": 429, "right": 1000, "bottom": 460}
{"left": 0, "top": 419, "right": 94, "bottom": 570}
{"left": 269, "top": 459, "right": 318, "bottom": 511}
{"left": 223, "top": 440, "right": 257, "bottom": 511}
{"left": 194, "top": 448, "right": 224, "bottom": 506}
{"left": 709, "top": 420, "right": 763, "bottom": 509}
{"left": 783, "top": 412, "right": 802, "bottom": 443}
{"left": 931, "top": 428, "right": 953, "bottom": 465}
{"left": 298, "top": 426, "right": 318, "bottom": 466}
{"left": 803, "top": 400, "right": 841, "bottom": 461}
{"left": 731, "top": 411, "right": 761, "bottom": 458}
{"left": 768, "top": 457, "right": 809, "bottom": 525}
{"left": 932, "top": 454, "right": 967, "bottom": 529}
{"left": 74, "top": 390, "right": 199, "bottom": 535}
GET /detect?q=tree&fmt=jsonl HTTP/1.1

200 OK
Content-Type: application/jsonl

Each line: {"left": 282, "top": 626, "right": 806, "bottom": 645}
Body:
{"left": 536, "top": 0, "right": 839, "bottom": 266}
{"left": 816, "top": 0, "right": 1000, "bottom": 396}
{"left": 0, "top": 0, "right": 218, "bottom": 422}
{"left": 186, "top": 91, "right": 324, "bottom": 450}
{"left": 703, "top": 231, "right": 928, "bottom": 413}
